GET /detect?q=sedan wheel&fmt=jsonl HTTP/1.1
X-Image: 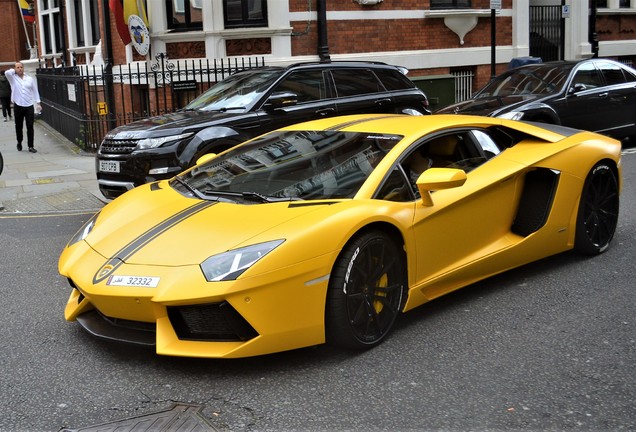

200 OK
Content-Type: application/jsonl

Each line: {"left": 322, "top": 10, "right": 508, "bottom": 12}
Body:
{"left": 326, "top": 230, "right": 405, "bottom": 349}
{"left": 574, "top": 162, "right": 619, "bottom": 255}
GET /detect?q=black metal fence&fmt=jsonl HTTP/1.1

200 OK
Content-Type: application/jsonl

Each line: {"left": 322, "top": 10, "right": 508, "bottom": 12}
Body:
{"left": 529, "top": 5, "right": 564, "bottom": 62}
{"left": 37, "top": 54, "right": 265, "bottom": 151}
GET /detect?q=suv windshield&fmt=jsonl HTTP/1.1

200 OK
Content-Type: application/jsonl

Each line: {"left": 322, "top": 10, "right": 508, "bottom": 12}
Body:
{"left": 184, "top": 69, "right": 282, "bottom": 112}
{"left": 477, "top": 64, "right": 574, "bottom": 97}
{"left": 175, "top": 130, "right": 402, "bottom": 201}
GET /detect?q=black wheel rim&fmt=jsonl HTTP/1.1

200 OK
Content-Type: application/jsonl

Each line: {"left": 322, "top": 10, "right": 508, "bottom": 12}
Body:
{"left": 345, "top": 239, "right": 403, "bottom": 344}
{"left": 582, "top": 170, "right": 619, "bottom": 248}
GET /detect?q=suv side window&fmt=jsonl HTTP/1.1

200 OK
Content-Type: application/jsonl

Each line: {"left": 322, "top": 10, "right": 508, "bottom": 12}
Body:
{"left": 274, "top": 70, "right": 327, "bottom": 103}
{"left": 331, "top": 69, "right": 385, "bottom": 97}
{"left": 373, "top": 69, "right": 416, "bottom": 91}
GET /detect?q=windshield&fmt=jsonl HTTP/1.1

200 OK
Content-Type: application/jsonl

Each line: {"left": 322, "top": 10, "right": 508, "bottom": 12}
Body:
{"left": 184, "top": 69, "right": 282, "bottom": 112}
{"left": 477, "top": 64, "right": 574, "bottom": 97}
{"left": 174, "top": 130, "right": 403, "bottom": 201}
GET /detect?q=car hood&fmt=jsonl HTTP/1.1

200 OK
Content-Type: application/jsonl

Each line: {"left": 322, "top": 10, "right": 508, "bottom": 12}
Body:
{"left": 106, "top": 109, "right": 251, "bottom": 138}
{"left": 86, "top": 185, "right": 330, "bottom": 266}
{"left": 437, "top": 94, "right": 541, "bottom": 116}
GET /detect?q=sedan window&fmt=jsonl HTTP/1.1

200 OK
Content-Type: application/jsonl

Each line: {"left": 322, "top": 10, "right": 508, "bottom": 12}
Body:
{"left": 598, "top": 61, "right": 636, "bottom": 85}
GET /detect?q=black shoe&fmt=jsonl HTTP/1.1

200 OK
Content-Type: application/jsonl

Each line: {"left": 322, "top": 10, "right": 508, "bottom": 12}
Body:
{"left": 28, "top": 147, "right": 37, "bottom": 153}
{"left": 17, "top": 143, "right": 22, "bottom": 151}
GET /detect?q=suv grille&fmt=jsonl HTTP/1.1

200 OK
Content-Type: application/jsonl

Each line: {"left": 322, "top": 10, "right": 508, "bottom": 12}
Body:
{"left": 168, "top": 302, "right": 258, "bottom": 342}
{"left": 100, "top": 139, "right": 139, "bottom": 154}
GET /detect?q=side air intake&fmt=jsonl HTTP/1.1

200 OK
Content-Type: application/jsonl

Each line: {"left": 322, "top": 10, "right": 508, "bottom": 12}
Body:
{"left": 512, "top": 168, "right": 560, "bottom": 237}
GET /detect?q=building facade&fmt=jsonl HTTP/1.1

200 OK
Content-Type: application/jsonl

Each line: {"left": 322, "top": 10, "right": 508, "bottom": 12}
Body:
{"left": 13, "top": 0, "right": 636, "bottom": 149}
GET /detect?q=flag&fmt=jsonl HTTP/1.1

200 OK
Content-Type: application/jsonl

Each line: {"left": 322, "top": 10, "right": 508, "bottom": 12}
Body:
{"left": 19, "top": 0, "right": 35, "bottom": 24}
{"left": 110, "top": 0, "right": 132, "bottom": 45}
{"left": 124, "top": 0, "right": 149, "bottom": 28}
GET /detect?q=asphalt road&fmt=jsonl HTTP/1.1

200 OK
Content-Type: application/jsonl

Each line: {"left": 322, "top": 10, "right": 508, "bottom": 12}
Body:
{"left": 1, "top": 152, "right": 635, "bottom": 432}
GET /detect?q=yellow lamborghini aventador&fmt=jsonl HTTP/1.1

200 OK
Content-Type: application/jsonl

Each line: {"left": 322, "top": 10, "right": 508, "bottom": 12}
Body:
{"left": 59, "top": 114, "right": 622, "bottom": 358}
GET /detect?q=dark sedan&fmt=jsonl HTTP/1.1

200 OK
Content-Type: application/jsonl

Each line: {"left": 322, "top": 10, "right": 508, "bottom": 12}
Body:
{"left": 437, "top": 58, "right": 636, "bottom": 142}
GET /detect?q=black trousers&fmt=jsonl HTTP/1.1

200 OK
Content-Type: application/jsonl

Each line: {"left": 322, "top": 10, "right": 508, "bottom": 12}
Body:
{"left": 14, "top": 104, "right": 35, "bottom": 148}
{"left": 0, "top": 96, "right": 10, "bottom": 118}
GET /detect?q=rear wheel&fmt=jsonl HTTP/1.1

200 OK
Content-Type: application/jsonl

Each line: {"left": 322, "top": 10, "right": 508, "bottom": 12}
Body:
{"left": 574, "top": 162, "right": 619, "bottom": 255}
{"left": 325, "top": 230, "right": 406, "bottom": 349}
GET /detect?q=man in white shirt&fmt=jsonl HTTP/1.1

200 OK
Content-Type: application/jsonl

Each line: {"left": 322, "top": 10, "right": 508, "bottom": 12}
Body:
{"left": 5, "top": 62, "right": 41, "bottom": 153}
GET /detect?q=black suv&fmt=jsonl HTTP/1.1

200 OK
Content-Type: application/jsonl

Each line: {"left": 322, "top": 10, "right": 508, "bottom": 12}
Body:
{"left": 96, "top": 61, "right": 430, "bottom": 199}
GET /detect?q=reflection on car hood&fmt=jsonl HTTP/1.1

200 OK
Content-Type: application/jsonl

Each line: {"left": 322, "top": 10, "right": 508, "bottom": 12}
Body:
{"left": 107, "top": 109, "right": 249, "bottom": 138}
{"left": 437, "top": 94, "right": 541, "bottom": 116}
{"left": 86, "top": 185, "right": 328, "bottom": 266}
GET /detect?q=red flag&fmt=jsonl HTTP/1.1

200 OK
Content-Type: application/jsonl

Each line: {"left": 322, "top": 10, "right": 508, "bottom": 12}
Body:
{"left": 110, "top": 0, "right": 131, "bottom": 45}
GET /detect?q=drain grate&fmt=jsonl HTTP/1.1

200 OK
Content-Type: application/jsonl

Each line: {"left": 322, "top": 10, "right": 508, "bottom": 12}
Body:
{"left": 59, "top": 403, "right": 217, "bottom": 432}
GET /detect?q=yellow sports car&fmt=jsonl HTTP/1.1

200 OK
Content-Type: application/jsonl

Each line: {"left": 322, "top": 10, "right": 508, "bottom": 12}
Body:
{"left": 59, "top": 114, "right": 622, "bottom": 358}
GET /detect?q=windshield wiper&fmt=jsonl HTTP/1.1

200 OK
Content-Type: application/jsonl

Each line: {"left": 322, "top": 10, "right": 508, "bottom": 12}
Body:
{"left": 241, "top": 191, "right": 301, "bottom": 203}
{"left": 199, "top": 188, "right": 299, "bottom": 203}
{"left": 206, "top": 106, "right": 246, "bottom": 112}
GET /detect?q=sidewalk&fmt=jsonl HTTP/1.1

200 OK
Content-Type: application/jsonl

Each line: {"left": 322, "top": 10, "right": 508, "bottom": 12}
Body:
{"left": 0, "top": 117, "right": 107, "bottom": 213}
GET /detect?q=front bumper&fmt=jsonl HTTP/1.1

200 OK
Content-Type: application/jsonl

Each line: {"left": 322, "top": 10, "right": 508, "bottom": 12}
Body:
{"left": 60, "top": 241, "right": 333, "bottom": 358}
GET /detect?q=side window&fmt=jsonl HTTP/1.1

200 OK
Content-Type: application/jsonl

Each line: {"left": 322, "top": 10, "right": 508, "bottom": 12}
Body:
{"left": 273, "top": 71, "right": 326, "bottom": 103}
{"left": 331, "top": 69, "right": 385, "bottom": 97}
{"left": 375, "top": 166, "right": 414, "bottom": 202}
{"left": 471, "top": 130, "right": 501, "bottom": 159}
{"left": 373, "top": 69, "right": 416, "bottom": 91}
{"left": 598, "top": 62, "right": 628, "bottom": 86}
{"left": 572, "top": 63, "right": 603, "bottom": 90}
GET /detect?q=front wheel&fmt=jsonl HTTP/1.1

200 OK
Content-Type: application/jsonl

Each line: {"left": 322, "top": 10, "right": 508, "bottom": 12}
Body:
{"left": 574, "top": 162, "right": 619, "bottom": 255}
{"left": 325, "top": 230, "right": 406, "bottom": 350}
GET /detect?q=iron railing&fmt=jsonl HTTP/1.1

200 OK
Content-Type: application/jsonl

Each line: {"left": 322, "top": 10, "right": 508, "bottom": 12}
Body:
{"left": 37, "top": 55, "right": 265, "bottom": 151}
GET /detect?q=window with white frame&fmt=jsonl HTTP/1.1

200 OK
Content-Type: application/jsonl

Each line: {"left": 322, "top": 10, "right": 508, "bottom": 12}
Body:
{"left": 38, "top": 0, "right": 63, "bottom": 55}
{"left": 224, "top": 0, "right": 268, "bottom": 29}
{"left": 430, "top": 0, "right": 471, "bottom": 9}
{"left": 70, "top": 0, "right": 100, "bottom": 48}
{"left": 166, "top": 0, "right": 203, "bottom": 30}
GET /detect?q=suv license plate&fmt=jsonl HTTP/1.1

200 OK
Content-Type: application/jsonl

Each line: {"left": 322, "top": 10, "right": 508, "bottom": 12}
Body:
{"left": 99, "top": 160, "right": 121, "bottom": 173}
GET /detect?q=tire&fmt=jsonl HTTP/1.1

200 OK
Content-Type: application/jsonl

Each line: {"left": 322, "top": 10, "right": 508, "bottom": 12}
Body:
{"left": 0, "top": 150, "right": 3, "bottom": 176}
{"left": 325, "top": 230, "right": 406, "bottom": 350}
{"left": 574, "top": 162, "right": 619, "bottom": 255}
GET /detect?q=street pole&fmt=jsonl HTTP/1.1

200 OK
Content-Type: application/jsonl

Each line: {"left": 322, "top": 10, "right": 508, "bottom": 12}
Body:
{"left": 491, "top": 7, "right": 496, "bottom": 79}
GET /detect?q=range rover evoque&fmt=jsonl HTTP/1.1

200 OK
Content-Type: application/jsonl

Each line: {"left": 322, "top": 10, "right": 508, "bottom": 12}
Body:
{"left": 96, "top": 61, "right": 431, "bottom": 199}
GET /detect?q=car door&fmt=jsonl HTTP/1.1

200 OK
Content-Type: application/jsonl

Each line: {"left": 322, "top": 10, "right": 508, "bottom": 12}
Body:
{"left": 329, "top": 68, "right": 397, "bottom": 115}
{"left": 559, "top": 62, "right": 617, "bottom": 133}
{"left": 405, "top": 128, "right": 525, "bottom": 301}
{"left": 257, "top": 69, "right": 337, "bottom": 132}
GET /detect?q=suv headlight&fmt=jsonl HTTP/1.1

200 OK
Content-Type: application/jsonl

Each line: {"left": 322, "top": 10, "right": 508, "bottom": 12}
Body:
{"left": 200, "top": 240, "right": 285, "bottom": 281}
{"left": 497, "top": 111, "right": 525, "bottom": 121}
{"left": 137, "top": 133, "right": 193, "bottom": 150}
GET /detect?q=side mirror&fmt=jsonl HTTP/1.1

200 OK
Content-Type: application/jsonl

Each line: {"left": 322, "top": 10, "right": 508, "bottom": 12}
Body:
{"left": 569, "top": 83, "right": 587, "bottom": 95}
{"left": 264, "top": 91, "right": 298, "bottom": 110}
{"left": 416, "top": 168, "right": 467, "bottom": 206}
{"left": 196, "top": 153, "right": 217, "bottom": 166}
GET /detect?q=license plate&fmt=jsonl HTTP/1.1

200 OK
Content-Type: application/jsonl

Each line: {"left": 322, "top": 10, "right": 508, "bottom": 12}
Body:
{"left": 106, "top": 275, "right": 160, "bottom": 287}
{"left": 99, "top": 160, "right": 121, "bottom": 173}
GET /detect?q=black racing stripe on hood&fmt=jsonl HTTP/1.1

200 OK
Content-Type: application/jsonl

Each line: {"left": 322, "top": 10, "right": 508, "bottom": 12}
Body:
{"left": 92, "top": 200, "right": 216, "bottom": 284}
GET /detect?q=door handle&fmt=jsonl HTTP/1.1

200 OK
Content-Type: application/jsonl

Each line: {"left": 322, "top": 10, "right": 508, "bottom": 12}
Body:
{"left": 316, "top": 107, "right": 335, "bottom": 116}
{"left": 598, "top": 92, "right": 608, "bottom": 98}
{"left": 374, "top": 98, "right": 392, "bottom": 105}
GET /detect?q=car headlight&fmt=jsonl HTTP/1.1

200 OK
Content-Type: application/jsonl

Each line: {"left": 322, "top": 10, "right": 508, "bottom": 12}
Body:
{"left": 67, "top": 212, "right": 99, "bottom": 247}
{"left": 137, "top": 133, "right": 193, "bottom": 150}
{"left": 497, "top": 111, "right": 525, "bottom": 121}
{"left": 200, "top": 240, "right": 285, "bottom": 282}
